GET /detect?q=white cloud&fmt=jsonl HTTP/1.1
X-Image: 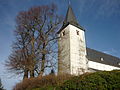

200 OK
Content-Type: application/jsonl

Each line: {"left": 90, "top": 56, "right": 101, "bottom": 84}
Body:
{"left": 77, "top": 0, "right": 120, "bottom": 19}
{"left": 103, "top": 48, "right": 120, "bottom": 58}
{"left": 96, "top": 0, "right": 120, "bottom": 18}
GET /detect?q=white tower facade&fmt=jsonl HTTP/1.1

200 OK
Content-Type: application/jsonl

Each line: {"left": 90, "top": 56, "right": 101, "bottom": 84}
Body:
{"left": 58, "top": 6, "right": 87, "bottom": 75}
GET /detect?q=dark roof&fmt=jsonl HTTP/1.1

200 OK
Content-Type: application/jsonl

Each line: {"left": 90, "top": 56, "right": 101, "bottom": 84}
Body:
{"left": 86, "top": 48, "right": 120, "bottom": 67}
{"left": 57, "top": 5, "right": 84, "bottom": 34}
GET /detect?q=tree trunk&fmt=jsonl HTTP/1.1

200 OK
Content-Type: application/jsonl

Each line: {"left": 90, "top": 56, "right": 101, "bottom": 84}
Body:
{"left": 39, "top": 53, "right": 45, "bottom": 76}
{"left": 39, "top": 43, "right": 46, "bottom": 76}
{"left": 30, "top": 37, "right": 35, "bottom": 78}
{"left": 23, "top": 69, "right": 28, "bottom": 80}
{"left": 30, "top": 70, "right": 34, "bottom": 78}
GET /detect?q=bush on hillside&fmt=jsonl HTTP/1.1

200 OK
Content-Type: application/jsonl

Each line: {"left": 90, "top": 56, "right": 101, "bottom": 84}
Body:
{"left": 0, "top": 78, "right": 5, "bottom": 90}
{"left": 13, "top": 70, "right": 120, "bottom": 90}
{"left": 13, "top": 74, "right": 72, "bottom": 90}
{"left": 60, "top": 70, "right": 120, "bottom": 90}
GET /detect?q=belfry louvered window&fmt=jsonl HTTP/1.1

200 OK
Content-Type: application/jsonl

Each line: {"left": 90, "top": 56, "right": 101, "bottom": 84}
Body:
{"left": 76, "top": 30, "right": 79, "bottom": 35}
{"left": 63, "top": 31, "right": 65, "bottom": 36}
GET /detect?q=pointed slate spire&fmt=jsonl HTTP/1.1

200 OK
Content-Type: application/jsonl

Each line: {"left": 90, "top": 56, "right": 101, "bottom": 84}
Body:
{"left": 63, "top": 5, "right": 78, "bottom": 26}
{"left": 58, "top": 5, "right": 84, "bottom": 34}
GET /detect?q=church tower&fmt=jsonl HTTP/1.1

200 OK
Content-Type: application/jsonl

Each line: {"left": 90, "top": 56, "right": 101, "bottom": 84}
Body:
{"left": 58, "top": 5, "right": 88, "bottom": 75}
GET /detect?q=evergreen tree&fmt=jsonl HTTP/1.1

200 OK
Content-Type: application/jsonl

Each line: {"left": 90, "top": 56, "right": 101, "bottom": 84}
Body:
{"left": 0, "top": 78, "right": 4, "bottom": 90}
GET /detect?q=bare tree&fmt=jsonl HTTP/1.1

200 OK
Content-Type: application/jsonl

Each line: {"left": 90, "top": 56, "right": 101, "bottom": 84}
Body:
{"left": 5, "top": 3, "right": 62, "bottom": 79}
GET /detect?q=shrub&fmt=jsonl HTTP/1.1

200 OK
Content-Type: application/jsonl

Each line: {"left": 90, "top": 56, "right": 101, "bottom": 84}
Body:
{"left": 14, "top": 70, "right": 120, "bottom": 90}
{"left": 59, "top": 70, "right": 120, "bottom": 90}
{"left": 13, "top": 74, "right": 72, "bottom": 90}
{"left": 0, "top": 78, "right": 5, "bottom": 90}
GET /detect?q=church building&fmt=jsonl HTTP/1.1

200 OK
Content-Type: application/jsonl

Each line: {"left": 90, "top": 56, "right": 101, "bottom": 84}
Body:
{"left": 58, "top": 5, "right": 120, "bottom": 75}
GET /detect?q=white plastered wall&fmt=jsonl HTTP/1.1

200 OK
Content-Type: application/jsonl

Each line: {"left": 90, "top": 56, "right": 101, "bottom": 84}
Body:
{"left": 88, "top": 60, "right": 120, "bottom": 71}
{"left": 69, "top": 24, "right": 87, "bottom": 75}
{"left": 58, "top": 26, "right": 71, "bottom": 74}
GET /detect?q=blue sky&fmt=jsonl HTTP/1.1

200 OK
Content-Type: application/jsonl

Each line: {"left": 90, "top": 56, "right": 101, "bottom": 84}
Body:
{"left": 0, "top": 0, "right": 120, "bottom": 89}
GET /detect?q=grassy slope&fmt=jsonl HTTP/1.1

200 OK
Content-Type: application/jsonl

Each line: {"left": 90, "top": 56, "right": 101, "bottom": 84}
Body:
{"left": 14, "top": 70, "right": 120, "bottom": 90}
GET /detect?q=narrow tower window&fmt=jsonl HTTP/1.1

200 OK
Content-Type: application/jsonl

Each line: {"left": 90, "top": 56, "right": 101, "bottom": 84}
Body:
{"left": 63, "top": 31, "right": 65, "bottom": 36}
{"left": 76, "top": 30, "right": 79, "bottom": 35}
